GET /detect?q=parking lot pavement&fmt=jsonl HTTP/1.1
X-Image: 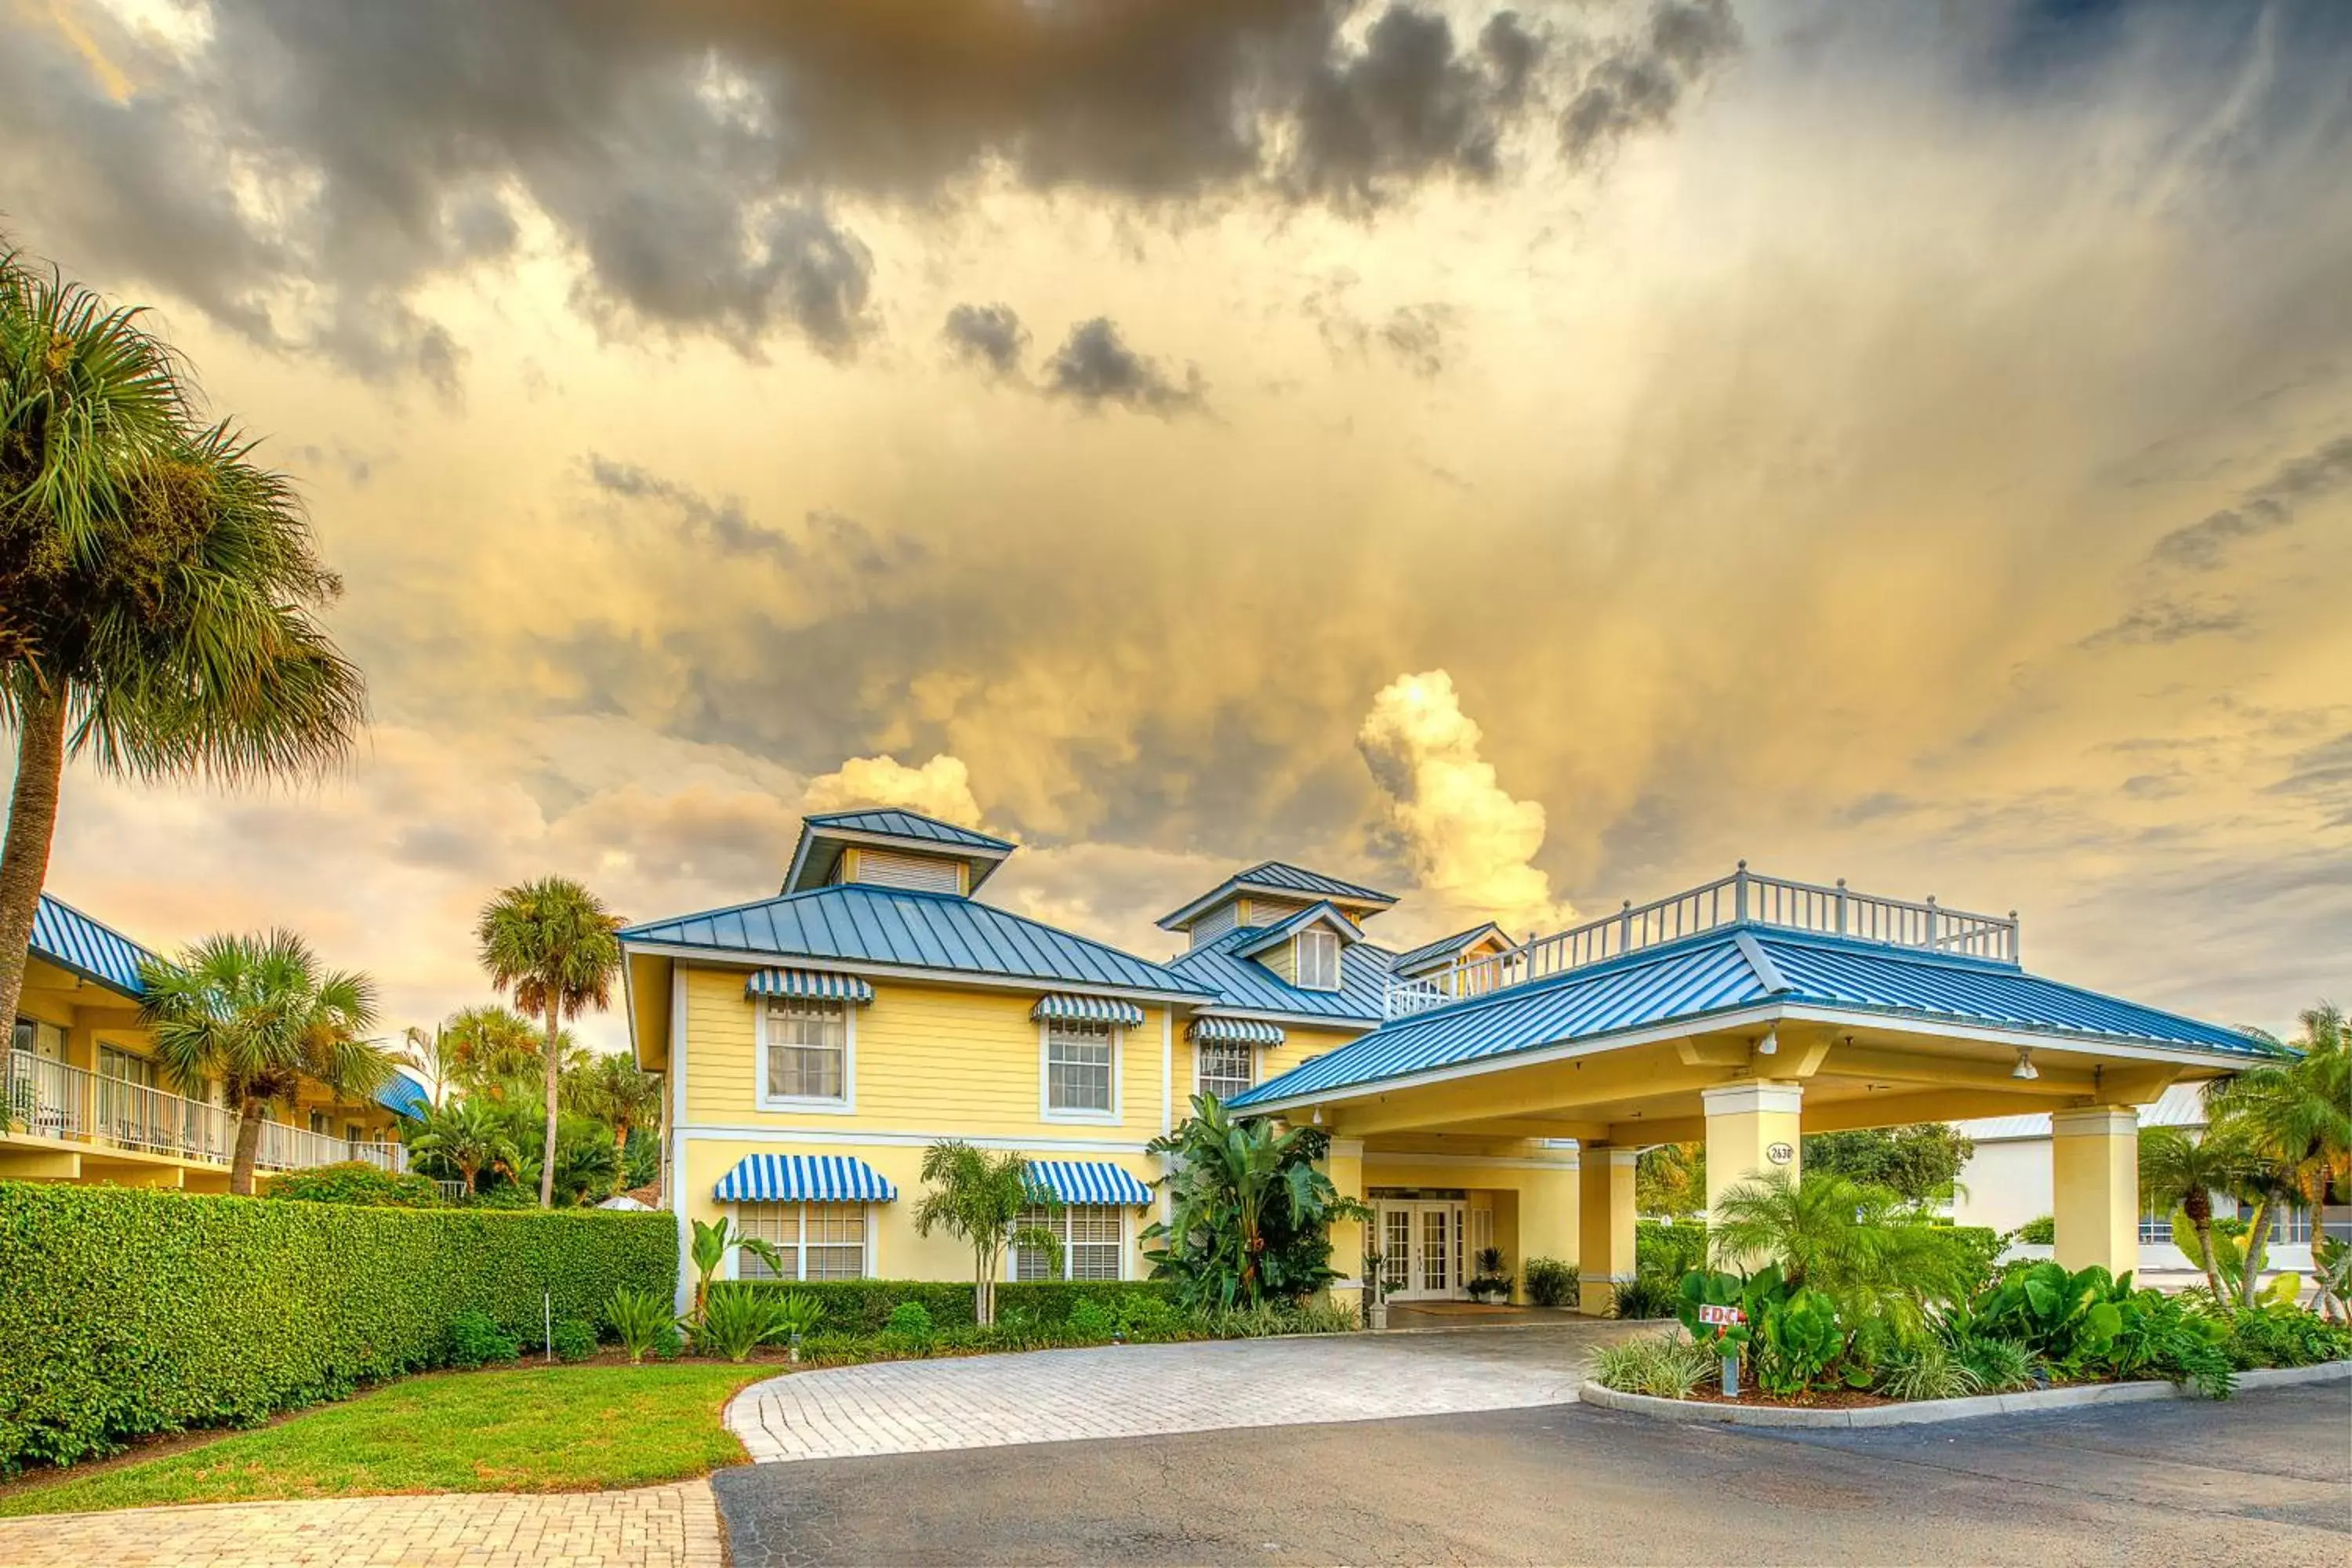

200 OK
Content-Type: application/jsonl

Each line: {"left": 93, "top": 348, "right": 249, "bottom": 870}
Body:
{"left": 713, "top": 1379, "right": 2352, "bottom": 1566}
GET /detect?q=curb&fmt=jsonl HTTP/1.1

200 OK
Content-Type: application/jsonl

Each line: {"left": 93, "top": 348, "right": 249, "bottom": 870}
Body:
{"left": 1576, "top": 1358, "right": 2350, "bottom": 1428}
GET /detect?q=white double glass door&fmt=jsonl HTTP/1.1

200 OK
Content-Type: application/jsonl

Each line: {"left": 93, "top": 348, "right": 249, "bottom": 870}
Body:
{"left": 1377, "top": 1200, "right": 1468, "bottom": 1301}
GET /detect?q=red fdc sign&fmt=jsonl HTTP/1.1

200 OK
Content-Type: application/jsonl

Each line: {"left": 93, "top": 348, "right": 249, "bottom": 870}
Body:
{"left": 1696, "top": 1304, "right": 1746, "bottom": 1327}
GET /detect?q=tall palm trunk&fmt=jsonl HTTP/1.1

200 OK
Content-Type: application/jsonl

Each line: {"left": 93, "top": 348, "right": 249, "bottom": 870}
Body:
{"left": 539, "top": 1000, "right": 561, "bottom": 1208}
{"left": 229, "top": 1094, "right": 267, "bottom": 1196}
{"left": 0, "top": 684, "right": 68, "bottom": 1051}
{"left": 2182, "top": 1190, "right": 2230, "bottom": 1310}
{"left": 2238, "top": 1199, "right": 2273, "bottom": 1308}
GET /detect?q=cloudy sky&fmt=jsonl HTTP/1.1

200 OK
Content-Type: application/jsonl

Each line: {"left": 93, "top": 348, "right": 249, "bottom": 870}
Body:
{"left": 5, "top": 0, "right": 2347, "bottom": 1048}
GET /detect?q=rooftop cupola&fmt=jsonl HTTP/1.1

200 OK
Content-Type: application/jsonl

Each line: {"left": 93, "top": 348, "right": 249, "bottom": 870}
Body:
{"left": 780, "top": 808, "right": 1017, "bottom": 897}
{"left": 1154, "top": 862, "right": 1397, "bottom": 997}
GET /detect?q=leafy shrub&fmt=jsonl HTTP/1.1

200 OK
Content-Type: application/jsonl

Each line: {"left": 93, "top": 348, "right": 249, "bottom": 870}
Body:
{"left": 465, "top": 1183, "right": 542, "bottom": 1210}
{"left": 771, "top": 1291, "right": 825, "bottom": 1343}
{"left": 263, "top": 1163, "right": 444, "bottom": 1208}
{"left": 884, "top": 1301, "right": 935, "bottom": 1338}
{"left": 1066, "top": 1299, "right": 1116, "bottom": 1341}
{"left": 1611, "top": 1273, "right": 1679, "bottom": 1320}
{"left": 1591, "top": 1333, "right": 1718, "bottom": 1399}
{"left": 1876, "top": 1339, "right": 1984, "bottom": 1402}
{"left": 604, "top": 1285, "right": 681, "bottom": 1366}
{"left": 1950, "top": 1331, "right": 2034, "bottom": 1392}
{"left": 2222, "top": 1303, "right": 2352, "bottom": 1370}
{"left": 2014, "top": 1215, "right": 2056, "bottom": 1246}
{"left": 1524, "top": 1258, "right": 1577, "bottom": 1308}
{"left": 550, "top": 1318, "right": 599, "bottom": 1363}
{"left": 1636, "top": 1222, "right": 1708, "bottom": 1281}
{"left": 735, "top": 1278, "right": 1177, "bottom": 1334}
{"left": 1115, "top": 1294, "right": 1181, "bottom": 1339}
{"left": 0, "top": 1183, "right": 673, "bottom": 1472}
{"left": 698, "top": 1285, "right": 789, "bottom": 1363}
{"left": 448, "top": 1309, "right": 521, "bottom": 1368}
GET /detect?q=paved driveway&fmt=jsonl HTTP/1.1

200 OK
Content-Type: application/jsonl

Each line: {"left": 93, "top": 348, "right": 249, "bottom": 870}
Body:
{"left": 727, "top": 1322, "right": 1642, "bottom": 1462}
{"left": 713, "top": 1380, "right": 2352, "bottom": 1566}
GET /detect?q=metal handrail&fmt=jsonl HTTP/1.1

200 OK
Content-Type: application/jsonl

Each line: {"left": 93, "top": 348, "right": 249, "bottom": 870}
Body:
{"left": 1383, "top": 864, "right": 2019, "bottom": 1019}
{"left": 4, "top": 1050, "right": 405, "bottom": 1173}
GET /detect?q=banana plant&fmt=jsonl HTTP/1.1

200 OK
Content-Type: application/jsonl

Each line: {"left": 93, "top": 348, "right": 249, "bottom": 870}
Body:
{"left": 688, "top": 1217, "right": 786, "bottom": 1321}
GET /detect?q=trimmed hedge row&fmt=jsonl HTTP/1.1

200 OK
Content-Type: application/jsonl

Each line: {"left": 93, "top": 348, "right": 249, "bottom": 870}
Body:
{"left": 0, "top": 1181, "right": 674, "bottom": 1472}
{"left": 736, "top": 1277, "right": 1178, "bottom": 1334}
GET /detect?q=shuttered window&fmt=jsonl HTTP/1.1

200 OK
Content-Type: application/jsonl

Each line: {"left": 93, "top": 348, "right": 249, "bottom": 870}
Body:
{"left": 851, "top": 849, "right": 960, "bottom": 894}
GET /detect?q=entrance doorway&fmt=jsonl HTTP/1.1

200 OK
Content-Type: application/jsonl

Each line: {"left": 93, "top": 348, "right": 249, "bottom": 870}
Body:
{"left": 1374, "top": 1196, "right": 1468, "bottom": 1301}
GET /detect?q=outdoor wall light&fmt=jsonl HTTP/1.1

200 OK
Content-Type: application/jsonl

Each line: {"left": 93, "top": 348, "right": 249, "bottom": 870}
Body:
{"left": 2012, "top": 1047, "right": 2039, "bottom": 1080}
{"left": 1756, "top": 1026, "right": 1778, "bottom": 1056}
{"left": 1312, "top": 1105, "right": 1324, "bottom": 1125}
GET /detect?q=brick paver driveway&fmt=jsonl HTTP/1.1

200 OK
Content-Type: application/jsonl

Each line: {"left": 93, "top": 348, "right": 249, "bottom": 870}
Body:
{"left": 728, "top": 1321, "right": 1641, "bottom": 1462}
{"left": 0, "top": 1479, "right": 724, "bottom": 1568}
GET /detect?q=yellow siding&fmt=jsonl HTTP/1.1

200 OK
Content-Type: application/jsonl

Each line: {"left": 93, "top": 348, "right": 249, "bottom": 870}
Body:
{"left": 1257, "top": 1023, "right": 1366, "bottom": 1086}
{"left": 681, "top": 964, "right": 1167, "bottom": 1140}
{"left": 1261, "top": 939, "right": 1299, "bottom": 985}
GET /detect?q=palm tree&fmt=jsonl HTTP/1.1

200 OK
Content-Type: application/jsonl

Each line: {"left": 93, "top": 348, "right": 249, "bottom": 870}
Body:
{"left": 0, "top": 253, "right": 366, "bottom": 1043}
{"left": 2138, "top": 1125, "right": 2252, "bottom": 1307}
{"left": 912, "top": 1141, "right": 1062, "bottom": 1327}
{"left": 476, "top": 879, "right": 623, "bottom": 1208}
{"left": 2212, "top": 1003, "right": 2350, "bottom": 1229}
{"left": 394, "top": 1024, "right": 450, "bottom": 1109}
{"left": 138, "top": 931, "right": 389, "bottom": 1195}
{"left": 407, "top": 1097, "right": 516, "bottom": 1195}
{"left": 440, "top": 1004, "right": 557, "bottom": 1098}
{"left": 1706, "top": 1170, "right": 1976, "bottom": 1330}
{"left": 573, "top": 1051, "right": 663, "bottom": 1170}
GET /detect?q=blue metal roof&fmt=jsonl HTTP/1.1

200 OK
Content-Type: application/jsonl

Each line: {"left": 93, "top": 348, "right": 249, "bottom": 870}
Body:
{"left": 800, "top": 809, "right": 1014, "bottom": 852}
{"left": 1387, "top": 922, "right": 1511, "bottom": 976}
{"left": 374, "top": 1073, "right": 430, "bottom": 1119}
{"left": 28, "top": 893, "right": 158, "bottom": 998}
{"left": 1232, "top": 901, "right": 1366, "bottom": 960}
{"left": 1229, "top": 924, "right": 2270, "bottom": 1109}
{"left": 1164, "top": 925, "right": 1393, "bottom": 1024}
{"left": 1156, "top": 860, "right": 1397, "bottom": 929}
{"left": 623, "top": 884, "right": 1210, "bottom": 998}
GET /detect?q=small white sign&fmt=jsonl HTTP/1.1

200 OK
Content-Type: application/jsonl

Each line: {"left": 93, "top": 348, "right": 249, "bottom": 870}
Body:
{"left": 1697, "top": 1304, "right": 1746, "bottom": 1327}
{"left": 1766, "top": 1142, "right": 1794, "bottom": 1165}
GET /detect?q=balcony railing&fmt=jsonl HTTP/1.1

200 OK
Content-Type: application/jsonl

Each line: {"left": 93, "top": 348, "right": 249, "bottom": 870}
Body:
{"left": 4, "top": 1051, "right": 406, "bottom": 1174}
{"left": 1384, "top": 864, "right": 2020, "bottom": 1020}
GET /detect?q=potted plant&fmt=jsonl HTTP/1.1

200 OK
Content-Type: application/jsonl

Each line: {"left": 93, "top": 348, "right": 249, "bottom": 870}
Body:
{"left": 1362, "top": 1244, "right": 1389, "bottom": 1330}
{"left": 1468, "top": 1246, "right": 1512, "bottom": 1304}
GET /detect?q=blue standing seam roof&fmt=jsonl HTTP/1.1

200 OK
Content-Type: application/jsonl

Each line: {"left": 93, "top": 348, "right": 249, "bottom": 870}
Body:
{"left": 1232, "top": 902, "right": 1367, "bottom": 959}
{"left": 1226, "top": 861, "right": 1397, "bottom": 906}
{"left": 1228, "top": 924, "right": 2269, "bottom": 1109}
{"left": 747, "top": 969, "right": 876, "bottom": 1004}
{"left": 1163, "top": 925, "right": 1395, "bottom": 1024}
{"left": 28, "top": 894, "right": 158, "bottom": 997}
{"left": 622, "top": 884, "right": 1210, "bottom": 998}
{"left": 800, "top": 809, "right": 1015, "bottom": 852}
{"left": 713, "top": 1153, "right": 897, "bottom": 1203}
{"left": 1026, "top": 1160, "right": 1154, "bottom": 1207}
{"left": 1387, "top": 923, "right": 1512, "bottom": 976}
{"left": 374, "top": 1074, "right": 430, "bottom": 1119}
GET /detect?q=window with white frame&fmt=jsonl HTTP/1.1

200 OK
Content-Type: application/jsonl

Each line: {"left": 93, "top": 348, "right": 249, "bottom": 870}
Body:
{"left": 1014, "top": 1204, "right": 1124, "bottom": 1280}
{"left": 2138, "top": 1196, "right": 2171, "bottom": 1246}
{"left": 1296, "top": 927, "right": 1341, "bottom": 990}
{"left": 1196, "top": 1040, "right": 1253, "bottom": 1102}
{"left": 762, "top": 997, "right": 851, "bottom": 1105}
{"left": 2270, "top": 1205, "right": 2313, "bottom": 1246}
{"left": 1044, "top": 1019, "right": 1116, "bottom": 1117}
{"left": 734, "top": 1202, "right": 869, "bottom": 1280}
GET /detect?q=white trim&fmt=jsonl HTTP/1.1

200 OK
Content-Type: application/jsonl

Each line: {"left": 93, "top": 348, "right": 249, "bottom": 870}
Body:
{"left": 1160, "top": 1010, "right": 1174, "bottom": 1134}
{"left": 1701, "top": 1080, "right": 1804, "bottom": 1117}
{"left": 1156, "top": 877, "right": 1394, "bottom": 933}
{"left": 623, "top": 941, "right": 1206, "bottom": 1008}
{"left": 1039, "top": 1018, "right": 1123, "bottom": 1126}
{"left": 1240, "top": 1000, "right": 2247, "bottom": 1116}
{"left": 2052, "top": 1105, "right": 2140, "bottom": 1138}
{"left": 1362, "top": 1150, "right": 1578, "bottom": 1172}
{"left": 677, "top": 1125, "right": 1156, "bottom": 1155}
{"left": 753, "top": 993, "right": 858, "bottom": 1115}
{"left": 670, "top": 966, "right": 691, "bottom": 1316}
{"left": 1292, "top": 927, "right": 1344, "bottom": 991}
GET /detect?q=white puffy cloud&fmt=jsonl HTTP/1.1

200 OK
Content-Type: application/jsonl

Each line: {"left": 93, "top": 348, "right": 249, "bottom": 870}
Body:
{"left": 1356, "top": 670, "right": 1573, "bottom": 942}
{"left": 800, "top": 753, "right": 986, "bottom": 829}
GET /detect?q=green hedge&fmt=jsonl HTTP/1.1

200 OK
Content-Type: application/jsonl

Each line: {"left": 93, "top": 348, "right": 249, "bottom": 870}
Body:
{"left": 737, "top": 1277, "right": 1177, "bottom": 1334}
{"left": 1636, "top": 1221, "right": 1708, "bottom": 1279}
{"left": 0, "top": 1181, "right": 674, "bottom": 1473}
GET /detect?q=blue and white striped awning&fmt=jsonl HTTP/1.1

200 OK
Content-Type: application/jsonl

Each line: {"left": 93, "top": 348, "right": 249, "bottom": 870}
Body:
{"left": 1026, "top": 1160, "right": 1154, "bottom": 1207}
{"left": 713, "top": 1154, "right": 896, "bottom": 1203}
{"left": 1031, "top": 993, "right": 1146, "bottom": 1028}
{"left": 1187, "top": 1014, "right": 1285, "bottom": 1046}
{"left": 746, "top": 969, "right": 875, "bottom": 1004}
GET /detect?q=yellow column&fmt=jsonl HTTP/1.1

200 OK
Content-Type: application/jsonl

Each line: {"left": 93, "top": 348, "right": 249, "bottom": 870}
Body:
{"left": 1577, "top": 1147, "right": 1636, "bottom": 1314}
{"left": 1322, "top": 1138, "right": 1367, "bottom": 1314}
{"left": 1519, "top": 1153, "right": 1581, "bottom": 1305}
{"left": 1702, "top": 1081, "right": 1804, "bottom": 1210}
{"left": 2052, "top": 1106, "right": 2137, "bottom": 1273}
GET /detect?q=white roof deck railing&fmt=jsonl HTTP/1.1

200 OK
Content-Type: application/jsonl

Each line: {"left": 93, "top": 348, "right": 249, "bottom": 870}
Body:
{"left": 1382, "top": 864, "right": 2020, "bottom": 1021}
{"left": 4, "top": 1049, "right": 407, "bottom": 1174}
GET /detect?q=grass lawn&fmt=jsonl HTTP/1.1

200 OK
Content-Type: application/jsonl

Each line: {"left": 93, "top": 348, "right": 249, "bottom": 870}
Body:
{"left": 0, "top": 1360, "right": 764, "bottom": 1517}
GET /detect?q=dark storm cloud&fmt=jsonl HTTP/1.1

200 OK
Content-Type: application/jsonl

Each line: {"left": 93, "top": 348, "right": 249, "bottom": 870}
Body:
{"left": 2079, "top": 597, "right": 2249, "bottom": 649}
{"left": 942, "top": 303, "right": 1032, "bottom": 376}
{"left": 2, "top": 0, "right": 1737, "bottom": 386}
{"left": 1042, "top": 318, "right": 1207, "bottom": 416}
{"left": 2149, "top": 435, "right": 2352, "bottom": 572}
{"left": 1559, "top": 0, "right": 1744, "bottom": 166}
{"left": 585, "top": 456, "right": 924, "bottom": 579}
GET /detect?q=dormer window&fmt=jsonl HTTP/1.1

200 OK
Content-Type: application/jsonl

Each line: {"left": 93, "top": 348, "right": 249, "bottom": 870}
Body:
{"left": 1296, "top": 928, "right": 1341, "bottom": 990}
{"left": 845, "top": 848, "right": 960, "bottom": 895}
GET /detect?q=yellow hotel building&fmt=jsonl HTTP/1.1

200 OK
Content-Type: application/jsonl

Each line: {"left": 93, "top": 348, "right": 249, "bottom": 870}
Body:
{"left": 626, "top": 809, "right": 2274, "bottom": 1312}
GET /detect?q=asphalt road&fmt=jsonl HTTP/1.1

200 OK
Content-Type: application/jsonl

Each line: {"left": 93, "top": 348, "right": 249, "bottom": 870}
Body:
{"left": 712, "top": 1381, "right": 2352, "bottom": 1566}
